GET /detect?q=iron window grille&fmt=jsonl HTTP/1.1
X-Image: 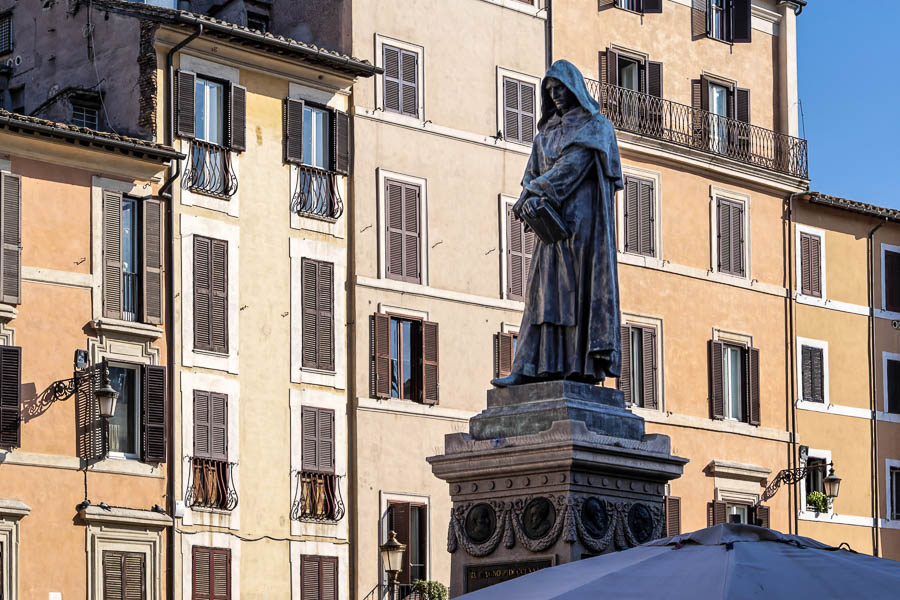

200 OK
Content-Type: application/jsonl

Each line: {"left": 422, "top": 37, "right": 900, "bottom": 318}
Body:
{"left": 291, "top": 470, "right": 346, "bottom": 522}
{"left": 183, "top": 139, "right": 238, "bottom": 199}
{"left": 291, "top": 164, "right": 344, "bottom": 221}
{"left": 184, "top": 455, "right": 239, "bottom": 511}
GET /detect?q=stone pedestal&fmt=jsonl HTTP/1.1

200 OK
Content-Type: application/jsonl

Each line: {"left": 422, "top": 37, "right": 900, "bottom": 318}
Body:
{"left": 427, "top": 381, "right": 687, "bottom": 596}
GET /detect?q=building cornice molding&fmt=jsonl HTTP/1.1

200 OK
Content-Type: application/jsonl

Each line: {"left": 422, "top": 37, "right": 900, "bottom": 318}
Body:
{"left": 80, "top": 505, "right": 172, "bottom": 529}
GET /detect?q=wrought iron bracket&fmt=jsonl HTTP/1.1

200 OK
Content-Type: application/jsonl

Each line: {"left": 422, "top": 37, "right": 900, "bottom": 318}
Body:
{"left": 758, "top": 462, "right": 831, "bottom": 504}
{"left": 50, "top": 360, "right": 105, "bottom": 402}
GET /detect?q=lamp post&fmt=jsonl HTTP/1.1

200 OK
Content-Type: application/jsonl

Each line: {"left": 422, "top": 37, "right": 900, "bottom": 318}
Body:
{"left": 380, "top": 530, "right": 406, "bottom": 600}
{"left": 758, "top": 461, "right": 841, "bottom": 505}
{"left": 95, "top": 364, "right": 119, "bottom": 420}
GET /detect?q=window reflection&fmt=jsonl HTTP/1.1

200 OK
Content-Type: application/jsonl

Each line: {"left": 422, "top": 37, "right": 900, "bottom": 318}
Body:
{"left": 108, "top": 366, "right": 138, "bottom": 456}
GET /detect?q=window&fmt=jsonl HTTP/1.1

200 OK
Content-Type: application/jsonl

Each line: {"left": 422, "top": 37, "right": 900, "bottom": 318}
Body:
{"left": 0, "top": 13, "right": 11, "bottom": 56}
{"left": 190, "top": 390, "right": 235, "bottom": 510}
{"left": 708, "top": 82, "right": 729, "bottom": 153}
{"left": 296, "top": 407, "right": 340, "bottom": 521}
{"left": 692, "top": 78, "right": 750, "bottom": 156}
{"left": 707, "top": 499, "right": 769, "bottom": 527}
{"left": 108, "top": 365, "right": 141, "bottom": 457}
{"left": 604, "top": 0, "right": 662, "bottom": 13}
{"left": 102, "top": 190, "right": 162, "bottom": 324}
{"left": 102, "top": 551, "right": 145, "bottom": 600}
{"left": 247, "top": 12, "right": 269, "bottom": 33}
{"left": 705, "top": 0, "right": 751, "bottom": 43}
{"left": 506, "top": 204, "right": 534, "bottom": 300}
{"left": 301, "top": 556, "right": 338, "bottom": 600}
{"left": 891, "top": 468, "right": 900, "bottom": 520}
{"left": 494, "top": 332, "right": 518, "bottom": 379}
{"left": 716, "top": 197, "right": 745, "bottom": 277}
{"left": 71, "top": 100, "right": 99, "bottom": 130}
{"left": 0, "top": 173, "right": 21, "bottom": 306}
{"left": 502, "top": 77, "right": 536, "bottom": 145}
{"left": 886, "top": 358, "right": 900, "bottom": 414}
{"left": 384, "top": 179, "right": 422, "bottom": 284}
{"left": 884, "top": 248, "right": 900, "bottom": 313}
{"left": 382, "top": 43, "right": 419, "bottom": 117}
{"left": 386, "top": 502, "right": 427, "bottom": 590}
{"left": 618, "top": 56, "right": 641, "bottom": 91}
{"left": 619, "top": 324, "right": 657, "bottom": 409}
{"left": 623, "top": 176, "right": 655, "bottom": 257}
{"left": 195, "top": 77, "right": 225, "bottom": 146}
{"left": 799, "top": 231, "right": 822, "bottom": 298}
{"left": 302, "top": 105, "right": 331, "bottom": 171}
{"left": 301, "top": 259, "right": 335, "bottom": 372}
{"left": 801, "top": 344, "right": 825, "bottom": 403}
{"left": 372, "top": 313, "right": 439, "bottom": 404}
{"left": 192, "top": 547, "right": 230, "bottom": 600}
{"left": 805, "top": 457, "right": 826, "bottom": 496}
{"left": 708, "top": 340, "right": 759, "bottom": 425}
{"left": 0, "top": 345, "right": 22, "bottom": 449}
{"left": 193, "top": 235, "right": 229, "bottom": 354}
{"left": 727, "top": 503, "right": 748, "bottom": 524}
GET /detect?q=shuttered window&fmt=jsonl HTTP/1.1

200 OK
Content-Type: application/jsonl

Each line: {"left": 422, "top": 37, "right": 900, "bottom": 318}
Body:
{"left": 383, "top": 44, "right": 418, "bottom": 118}
{"left": 884, "top": 250, "right": 900, "bottom": 313}
{"left": 619, "top": 324, "right": 658, "bottom": 409}
{"left": 372, "top": 313, "right": 439, "bottom": 405}
{"left": 192, "top": 547, "right": 230, "bottom": 600}
{"left": 385, "top": 179, "right": 421, "bottom": 284}
{"left": 0, "top": 345, "right": 21, "bottom": 449}
{"left": 387, "top": 502, "right": 427, "bottom": 585}
{"left": 0, "top": 173, "right": 21, "bottom": 305}
{"left": 799, "top": 232, "right": 822, "bottom": 298}
{"left": 0, "top": 14, "right": 12, "bottom": 56}
{"left": 103, "top": 551, "right": 145, "bottom": 600}
{"left": 494, "top": 332, "right": 518, "bottom": 379}
{"left": 698, "top": 0, "right": 751, "bottom": 43}
{"left": 716, "top": 197, "right": 745, "bottom": 277}
{"left": 507, "top": 204, "right": 534, "bottom": 301}
{"left": 664, "top": 496, "right": 680, "bottom": 536}
{"left": 194, "top": 390, "right": 228, "bottom": 461}
{"left": 623, "top": 176, "right": 655, "bottom": 257}
{"left": 193, "top": 236, "right": 228, "bottom": 354}
{"left": 800, "top": 345, "right": 825, "bottom": 403}
{"left": 175, "top": 70, "right": 245, "bottom": 152}
{"left": 707, "top": 499, "right": 727, "bottom": 526}
{"left": 502, "top": 77, "right": 536, "bottom": 145}
{"left": 753, "top": 504, "right": 770, "bottom": 528}
{"left": 302, "top": 258, "right": 335, "bottom": 372}
{"left": 605, "top": 0, "right": 663, "bottom": 12}
{"left": 142, "top": 364, "right": 167, "bottom": 463}
{"left": 887, "top": 358, "right": 900, "bottom": 415}
{"left": 301, "top": 555, "right": 338, "bottom": 600}
{"left": 708, "top": 340, "right": 760, "bottom": 425}
{"left": 301, "top": 406, "right": 335, "bottom": 473}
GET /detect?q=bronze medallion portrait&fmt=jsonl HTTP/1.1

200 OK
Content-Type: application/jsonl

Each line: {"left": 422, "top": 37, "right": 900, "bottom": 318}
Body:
{"left": 465, "top": 503, "right": 497, "bottom": 544}
{"left": 581, "top": 497, "right": 609, "bottom": 538}
{"left": 522, "top": 497, "right": 556, "bottom": 539}
{"left": 628, "top": 503, "right": 654, "bottom": 544}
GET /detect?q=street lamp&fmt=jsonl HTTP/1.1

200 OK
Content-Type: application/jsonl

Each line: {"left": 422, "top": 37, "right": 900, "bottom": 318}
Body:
{"left": 824, "top": 467, "right": 842, "bottom": 500}
{"left": 95, "top": 365, "right": 119, "bottom": 420}
{"left": 759, "top": 460, "right": 841, "bottom": 505}
{"left": 380, "top": 530, "right": 406, "bottom": 599}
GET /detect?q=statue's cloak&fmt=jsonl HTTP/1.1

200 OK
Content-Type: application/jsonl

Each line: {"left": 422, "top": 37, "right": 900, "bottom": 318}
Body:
{"left": 511, "top": 59, "right": 624, "bottom": 381}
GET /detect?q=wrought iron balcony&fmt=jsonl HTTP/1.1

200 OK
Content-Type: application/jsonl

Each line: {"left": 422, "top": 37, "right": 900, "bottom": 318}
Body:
{"left": 184, "top": 456, "right": 239, "bottom": 511}
{"left": 290, "top": 470, "right": 345, "bottom": 523}
{"left": 584, "top": 79, "right": 808, "bottom": 179}
{"left": 291, "top": 164, "right": 344, "bottom": 221}
{"left": 183, "top": 140, "right": 239, "bottom": 199}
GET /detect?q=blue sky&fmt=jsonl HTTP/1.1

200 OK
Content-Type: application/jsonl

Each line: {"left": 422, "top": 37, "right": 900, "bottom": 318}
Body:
{"left": 797, "top": 3, "right": 900, "bottom": 208}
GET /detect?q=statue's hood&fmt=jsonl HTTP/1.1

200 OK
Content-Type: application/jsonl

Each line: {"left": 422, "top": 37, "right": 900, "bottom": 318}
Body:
{"left": 539, "top": 59, "right": 604, "bottom": 130}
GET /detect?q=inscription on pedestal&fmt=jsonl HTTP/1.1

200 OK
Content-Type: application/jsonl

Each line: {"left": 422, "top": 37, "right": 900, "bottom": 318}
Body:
{"left": 465, "top": 559, "right": 553, "bottom": 592}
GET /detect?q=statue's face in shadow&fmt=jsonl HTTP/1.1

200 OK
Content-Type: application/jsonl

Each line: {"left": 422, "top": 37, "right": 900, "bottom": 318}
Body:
{"left": 546, "top": 78, "right": 578, "bottom": 114}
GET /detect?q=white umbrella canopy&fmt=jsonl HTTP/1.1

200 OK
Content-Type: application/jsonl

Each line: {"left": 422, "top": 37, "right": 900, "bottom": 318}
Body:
{"left": 457, "top": 524, "right": 900, "bottom": 599}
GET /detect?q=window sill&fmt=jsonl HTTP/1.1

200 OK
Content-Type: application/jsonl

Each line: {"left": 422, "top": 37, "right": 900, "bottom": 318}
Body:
{"left": 80, "top": 504, "right": 172, "bottom": 529}
{"left": 92, "top": 318, "right": 163, "bottom": 341}
{"left": 190, "top": 506, "right": 234, "bottom": 516}
{"left": 0, "top": 303, "right": 17, "bottom": 322}
{"left": 0, "top": 499, "right": 31, "bottom": 519}
{"left": 89, "top": 457, "right": 164, "bottom": 478}
{"left": 193, "top": 348, "right": 229, "bottom": 358}
{"left": 299, "top": 368, "right": 345, "bottom": 390}
{"left": 876, "top": 411, "right": 900, "bottom": 424}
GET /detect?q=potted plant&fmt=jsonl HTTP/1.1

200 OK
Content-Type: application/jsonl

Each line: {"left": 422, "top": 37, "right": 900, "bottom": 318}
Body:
{"left": 806, "top": 490, "right": 830, "bottom": 514}
{"left": 411, "top": 580, "right": 448, "bottom": 600}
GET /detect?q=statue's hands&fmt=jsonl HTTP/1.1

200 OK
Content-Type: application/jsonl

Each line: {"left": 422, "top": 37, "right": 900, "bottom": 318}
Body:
{"left": 520, "top": 196, "right": 540, "bottom": 220}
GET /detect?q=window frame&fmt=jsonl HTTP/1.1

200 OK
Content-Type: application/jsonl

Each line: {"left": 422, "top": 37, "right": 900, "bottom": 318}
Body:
{"left": 883, "top": 352, "right": 900, "bottom": 417}
{"left": 71, "top": 100, "right": 100, "bottom": 130}
{"left": 496, "top": 67, "right": 541, "bottom": 146}
{"left": 193, "top": 74, "right": 227, "bottom": 147}
{"left": 375, "top": 35, "right": 425, "bottom": 121}
{"left": 377, "top": 169, "right": 428, "bottom": 286}
{"left": 300, "top": 101, "right": 333, "bottom": 172}
{"left": 880, "top": 243, "right": 900, "bottom": 316}
{"left": 710, "top": 187, "right": 750, "bottom": 279}
{"left": 799, "top": 448, "right": 833, "bottom": 516}
{"left": 796, "top": 337, "right": 829, "bottom": 408}
{"left": 120, "top": 196, "right": 143, "bottom": 323}
{"left": 385, "top": 500, "right": 428, "bottom": 586}
{"left": 621, "top": 313, "right": 664, "bottom": 412}
{"left": 616, "top": 166, "right": 662, "bottom": 261}
{"left": 721, "top": 342, "right": 745, "bottom": 422}
{"left": 106, "top": 361, "right": 142, "bottom": 460}
{"left": 886, "top": 459, "right": 900, "bottom": 521}
{"left": 387, "top": 312, "right": 424, "bottom": 402}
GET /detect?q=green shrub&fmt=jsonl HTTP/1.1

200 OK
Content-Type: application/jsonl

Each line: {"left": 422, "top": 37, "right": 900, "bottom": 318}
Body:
{"left": 411, "top": 580, "right": 448, "bottom": 600}
{"left": 807, "top": 490, "right": 830, "bottom": 513}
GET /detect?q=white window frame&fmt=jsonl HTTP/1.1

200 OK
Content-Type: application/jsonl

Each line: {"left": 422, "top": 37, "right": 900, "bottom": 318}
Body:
{"left": 194, "top": 76, "right": 225, "bottom": 145}
{"left": 179, "top": 371, "right": 241, "bottom": 531}
{"left": 796, "top": 337, "right": 830, "bottom": 409}
{"left": 290, "top": 238, "right": 347, "bottom": 389}
{"left": 722, "top": 344, "right": 744, "bottom": 421}
{"left": 180, "top": 214, "right": 240, "bottom": 375}
{"left": 71, "top": 102, "right": 100, "bottom": 130}
{"left": 376, "top": 169, "right": 429, "bottom": 286}
{"left": 887, "top": 459, "right": 900, "bottom": 522}
{"left": 105, "top": 361, "right": 142, "bottom": 460}
{"left": 374, "top": 35, "right": 425, "bottom": 121}
{"left": 86, "top": 517, "right": 165, "bottom": 600}
{"left": 379, "top": 491, "right": 431, "bottom": 589}
{"left": 180, "top": 532, "right": 241, "bottom": 600}
{"left": 879, "top": 242, "right": 900, "bottom": 319}
{"left": 879, "top": 351, "right": 900, "bottom": 424}
{"left": 616, "top": 165, "right": 663, "bottom": 264}
{"left": 0, "top": 501, "right": 29, "bottom": 600}
{"left": 495, "top": 67, "right": 541, "bottom": 146}
{"left": 709, "top": 186, "right": 751, "bottom": 280}
{"left": 795, "top": 224, "right": 827, "bottom": 304}
{"left": 622, "top": 312, "right": 665, "bottom": 412}
{"left": 799, "top": 447, "right": 833, "bottom": 517}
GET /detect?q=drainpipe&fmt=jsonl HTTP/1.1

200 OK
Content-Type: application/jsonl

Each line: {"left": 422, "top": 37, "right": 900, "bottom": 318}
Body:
{"left": 161, "top": 25, "right": 203, "bottom": 600}
{"left": 544, "top": 0, "right": 553, "bottom": 71}
{"left": 867, "top": 217, "right": 886, "bottom": 557}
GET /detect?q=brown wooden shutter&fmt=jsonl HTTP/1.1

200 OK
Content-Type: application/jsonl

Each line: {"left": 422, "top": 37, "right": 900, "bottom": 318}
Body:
{"left": 732, "top": 202, "right": 744, "bottom": 276}
{"left": 321, "top": 557, "right": 338, "bottom": 600}
{"left": 176, "top": 70, "right": 197, "bottom": 139}
{"left": 284, "top": 98, "right": 305, "bottom": 165}
{"left": 755, "top": 504, "right": 770, "bottom": 528}
{"left": 888, "top": 359, "right": 900, "bottom": 414}
{"left": 504, "top": 77, "right": 520, "bottom": 143}
{"left": 520, "top": 81, "right": 536, "bottom": 144}
{"left": 227, "top": 83, "right": 247, "bottom": 152}
{"left": 209, "top": 392, "right": 228, "bottom": 462}
{"left": 302, "top": 406, "right": 318, "bottom": 470}
{"left": 210, "top": 239, "right": 229, "bottom": 354}
{"left": 643, "top": 0, "right": 663, "bottom": 13}
{"left": 193, "top": 236, "right": 212, "bottom": 351}
{"left": 318, "top": 262, "right": 334, "bottom": 371}
{"left": 642, "top": 328, "right": 657, "bottom": 410}
{"left": 801, "top": 345, "right": 812, "bottom": 402}
{"left": 383, "top": 45, "right": 401, "bottom": 113}
{"left": 193, "top": 390, "right": 211, "bottom": 458}
{"left": 717, "top": 199, "right": 730, "bottom": 273}
{"left": 886, "top": 251, "right": 900, "bottom": 312}
{"left": 0, "top": 173, "right": 21, "bottom": 305}
{"left": 624, "top": 177, "right": 639, "bottom": 253}
{"left": 142, "top": 364, "right": 167, "bottom": 463}
{"left": 747, "top": 347, "right": 760, "bottom": 426}
{"left": 142, "top": 197, "right": 163, "bottom": 324}
{"left": 799, "top": 232, "right": 811, "bottom": 296}
{"left": 104, "top": 551, "right": 124, "bottom": 600}
{"left": 665, "top": 496, "right": 681, "bottom": 536}
{"left": 103, "top": 189, "right": 124, "bottom": 319}
{"left": 385, "top": 180, "right": 403, "bottom": 280}
{"left": 0, "top": 345, "right": 20, "bottom": 450}
{"left": 619, "top": 325, "right": 632, "bottom": 406}
{"left": 809, "top": 235, "right": 822, "bottom": 297}
{"left": 373, "top": 313, "right": 391, "bottom": 398}
{"left": 403, "top": 184, "right": 420, "bottom": 282}
{"left": 708, "top": 340, "right": 725, "bottom": 419}
{"left": 333, "top": 110, "right": 351, "bottom": 175}
{"left": 208, "top": 548, "right": 230, "bottom": 600}
{"left": 124, "top": 553, "right": 145, "bottom": 599}
{"left": 389, "top": 502, "right": 412, "bottom": 584}
{"left": 385, "top": 180, "right": 421, "bottom": 284}
{"left": 647, "top": 61, "right": 663, "bottom": 98}
{"left": 692, "top": 0, "right": 709, "bottom": 37}
{"left": 708, "top": 500, "right": 727, "bottom": 526}
{"left": 810, "top": 347, "right": 824, "bottom": 403}
{"left": 735, "top": 88, "right": 750, "bottom": 123}
{"left": 606, "top": 48, "right": 619, "bottom": 87}
{"left": 318, "top": 408, "right": 335, "bottom": 473}
{"left": 639, "top": 178, "right": 654, "bottom": 256}
{"left": 718, "top": 198, "right": 744, "bottom": 276}
{"left": 302, "top": 555, "right": 321, "bottom": 600}
{"left": 302, "top": 258, "right": 318, "bottom": 370}
{"left": 400, "top": 49, "right": 418, "bottom": 117}
{"left": 496, "top": 332, "right": 516, "bottom": 378}
{"left": 732, "top": 0, "right": 752, "bottom": 43}
{"left": 422, "top": 321, "right": 439, "bottom": 405}
{"left": 192, "top": 547, "right": 210, "bottom": 600}
{"left": 507, "top": 205, "right": 529, "bottom": 301}
{"left": 598, "top": 0, "right": 616, "bottom": 9}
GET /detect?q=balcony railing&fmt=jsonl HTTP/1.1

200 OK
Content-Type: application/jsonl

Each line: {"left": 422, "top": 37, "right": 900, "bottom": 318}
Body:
{"left": 184, "top": 456, "right": 239, "bottom": 511}
{"left": 290, "top": 470, "right": 345, "bottom": 523}
{"left": 291, "top": 164, "right": 344, "bottom": 221}
{"left": 183, "top": 140, "right": 239, "bottom": 199}
{"left": 122, "top": 271, "right": 139, "bottom": 322}
{"left": 584, "top": 79, "right": 808, "bottom": 179}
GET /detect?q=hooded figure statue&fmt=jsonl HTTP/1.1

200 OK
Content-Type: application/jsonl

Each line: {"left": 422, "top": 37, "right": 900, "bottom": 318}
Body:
{"left": 492, "top": 60, "right": 624, "bottom": 387}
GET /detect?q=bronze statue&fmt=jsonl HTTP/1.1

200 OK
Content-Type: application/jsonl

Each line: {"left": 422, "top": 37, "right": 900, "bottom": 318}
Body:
{"left": 492, "top": 60, "right": 624, "bottom": 387}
